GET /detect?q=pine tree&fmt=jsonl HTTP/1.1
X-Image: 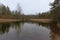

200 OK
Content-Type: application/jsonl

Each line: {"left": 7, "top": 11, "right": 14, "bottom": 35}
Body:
{"left": 51, "top": 0, "right": 60, "bottom": 21}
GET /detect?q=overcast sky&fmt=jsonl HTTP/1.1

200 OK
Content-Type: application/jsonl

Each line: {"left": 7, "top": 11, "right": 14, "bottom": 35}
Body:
{"left": 0, "top": 0, "right": 54, "bottom": 15}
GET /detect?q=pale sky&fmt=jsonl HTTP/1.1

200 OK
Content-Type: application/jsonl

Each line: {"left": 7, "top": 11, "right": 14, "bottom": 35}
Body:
{"left": 0, "top": 0, "right": 54, "bottom": 15}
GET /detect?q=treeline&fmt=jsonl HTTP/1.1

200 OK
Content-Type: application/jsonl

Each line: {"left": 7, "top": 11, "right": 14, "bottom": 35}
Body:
{"left": 24, "top": 0, "right": 60, "bottom": 21}
{"left": 24, "top": 12, "right": 52, "bottom": 19}
{"left": 0, "top": 0, "right": 60, "bottom": 22}
{"left": 0, "top": 4, "right": 21, "bottom": 19}
{"left": 38, "top": 12, "right": 52, "bottom": 19}
{"left": 37, "top": 0, "right": 60, "bottom": 22}
{"left": 50, "top": 0, "right": 60, "bottom": 22}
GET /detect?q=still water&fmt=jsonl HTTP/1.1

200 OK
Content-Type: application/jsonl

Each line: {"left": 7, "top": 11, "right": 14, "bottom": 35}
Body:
{"left": 0, "top": 22, "right": 60, "bottom": 40}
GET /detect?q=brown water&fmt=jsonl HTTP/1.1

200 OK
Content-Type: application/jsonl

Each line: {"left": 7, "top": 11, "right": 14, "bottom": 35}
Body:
{"left": 0, "top": 22, "right": 60, "bottom": 40}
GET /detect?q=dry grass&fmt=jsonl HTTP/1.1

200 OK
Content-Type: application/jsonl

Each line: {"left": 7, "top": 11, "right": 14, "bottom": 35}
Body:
{"left": 0, "top": 19, "right": 52, "bottom": 23}
{"left": 0, "top": 19, "right": 20, "bottom": 23}
{"left": 30, "top": 19, "right": 52, "bottom": 23}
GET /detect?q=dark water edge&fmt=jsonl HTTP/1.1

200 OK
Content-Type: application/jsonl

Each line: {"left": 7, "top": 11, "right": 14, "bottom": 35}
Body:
{"left": 0, "top": 22, "right": 60, "bottom": 40}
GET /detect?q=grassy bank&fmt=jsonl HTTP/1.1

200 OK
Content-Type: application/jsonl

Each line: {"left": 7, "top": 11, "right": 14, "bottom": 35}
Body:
{"left": 0, "top": 19, "right": 53, "bottom": 23}
{"left": 30, "top": 19, "right": 52, "bottom": 23}
{"left": 0, "top": 19, "right": 21, "bottom": 23}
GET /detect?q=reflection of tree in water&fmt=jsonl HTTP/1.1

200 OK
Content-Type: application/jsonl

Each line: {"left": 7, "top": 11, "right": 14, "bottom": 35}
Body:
{"left": 12, "top": 22, "right": 24, "bottom": 37}
{"left": 50, "top": 23, "right": 60, "bottom": 40}
{"left": 14, "top": 22, "right": 21, "bottom": 32}
{"left": 0, "top": 23, "right": 10, "bottom": 34}
{"left": 37, "top": 22, "right": 50, "bottom": 27}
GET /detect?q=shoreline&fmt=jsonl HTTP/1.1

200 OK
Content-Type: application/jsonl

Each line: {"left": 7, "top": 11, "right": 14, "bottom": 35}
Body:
{"left": 30, "top": 19, "right": 52, "bottom": 23}
{"left": 0, "top": 19, "right": 52, "bottom": 23}
{"left": 0, "top": 19, "right": 21, "bottom": 23}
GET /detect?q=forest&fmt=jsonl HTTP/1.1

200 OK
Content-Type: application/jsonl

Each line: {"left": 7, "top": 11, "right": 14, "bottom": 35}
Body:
{"left": 0, "top": 0, "right": 60, "bottom": 22}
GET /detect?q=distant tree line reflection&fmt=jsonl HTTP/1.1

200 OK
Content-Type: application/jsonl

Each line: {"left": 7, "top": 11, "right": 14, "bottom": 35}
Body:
{"left": 0, "top": 22, "right": 24, "bottom": 35}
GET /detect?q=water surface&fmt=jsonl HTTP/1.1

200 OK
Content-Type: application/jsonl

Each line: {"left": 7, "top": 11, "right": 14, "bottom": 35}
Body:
{"left": 0, "top": 22, "right": 60, "bottom": 40}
